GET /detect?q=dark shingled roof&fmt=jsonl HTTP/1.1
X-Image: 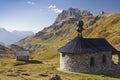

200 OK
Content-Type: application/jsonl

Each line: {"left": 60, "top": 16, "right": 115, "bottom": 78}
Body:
{"left": 58, "top": 36, "right": 119, "bottom": 54}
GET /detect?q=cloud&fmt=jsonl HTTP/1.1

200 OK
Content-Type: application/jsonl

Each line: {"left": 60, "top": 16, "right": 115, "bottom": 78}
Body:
{"left": 48, "top": 5, "right": 56, "bottom": 9}
{"left": 48, "top": 5, "right": 62, "bottom": 14}
{"left": 24, "top": 1, "right": 35, "bottom": 5}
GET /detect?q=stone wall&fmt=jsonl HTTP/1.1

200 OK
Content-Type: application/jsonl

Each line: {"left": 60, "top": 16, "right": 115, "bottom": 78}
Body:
{"left": 119, "top": 55, "right": 120, "bottom": 64}
{"left": 60, "top": 52, "right": 112, "bottom": 73}
{"left": 16, "top": 56, "right": 29, "bottom": 61}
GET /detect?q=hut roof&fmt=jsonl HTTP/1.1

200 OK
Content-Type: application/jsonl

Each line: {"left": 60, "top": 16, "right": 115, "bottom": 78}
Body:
{"left": 58, "top": 36, "right": 119, "bottom": 54}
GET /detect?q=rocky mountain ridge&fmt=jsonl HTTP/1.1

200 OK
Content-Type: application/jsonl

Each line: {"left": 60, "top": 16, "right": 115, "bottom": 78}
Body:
{"left": 55, "top": 8, "right": 93, "bottom": 23}
{"left": 35, "top": 8, "right": 93, "bottom": 37}
{"left": 16, "top": 8, "right": 110, "bottom": 52}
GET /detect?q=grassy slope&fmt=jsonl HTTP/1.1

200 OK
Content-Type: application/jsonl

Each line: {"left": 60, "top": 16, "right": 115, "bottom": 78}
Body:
{"left": 0, "top": 45, "right": 14, "bottom": 58}
{"left": 0, "top": 13, "right": 120, "bottom": 80}
{"left": 83, "top": 13, "right": 120, "bottom": 50}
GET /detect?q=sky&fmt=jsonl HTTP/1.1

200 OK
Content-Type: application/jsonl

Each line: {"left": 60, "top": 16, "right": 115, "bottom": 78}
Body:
{"left": 0, "top": 0, "right": 120, "bottom": 32}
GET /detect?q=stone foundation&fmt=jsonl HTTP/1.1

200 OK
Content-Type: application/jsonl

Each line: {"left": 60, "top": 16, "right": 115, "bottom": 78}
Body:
{"left": 60, "top": 52, "right": 112, "bottom": 73}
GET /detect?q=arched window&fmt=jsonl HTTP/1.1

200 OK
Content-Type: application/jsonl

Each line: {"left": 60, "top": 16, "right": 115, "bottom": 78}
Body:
{"left": 62, "top": 53, "right": 65, "bottom": 57}
{"left": 90, "top": 57, "right": 95, "bottom": 67}
{"left": 102, "top": 55, "right": 107, "bottom": 64}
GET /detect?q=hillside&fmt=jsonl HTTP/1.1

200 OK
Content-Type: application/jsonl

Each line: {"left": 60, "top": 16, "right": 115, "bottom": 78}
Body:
{"left": 0, "top": 44, "right": 27, "bottom": 58}
{"left": 0, "top": 44, "right": 14, "bottom": 58}
{"left": 83, "top": 13, "right": 120, "bottom": 50}
{"left": 8, "top": 44, "right": 26, "bottom": 52}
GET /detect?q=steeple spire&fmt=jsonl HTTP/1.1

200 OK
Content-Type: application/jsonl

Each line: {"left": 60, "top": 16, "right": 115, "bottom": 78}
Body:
{"left": 76, "top": 20, "right": 84, "bottom": 37}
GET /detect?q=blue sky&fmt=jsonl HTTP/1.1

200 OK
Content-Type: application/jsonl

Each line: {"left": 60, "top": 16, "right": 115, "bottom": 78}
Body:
{"left": 0, "top": 0, "right": 120, "bottom": 32}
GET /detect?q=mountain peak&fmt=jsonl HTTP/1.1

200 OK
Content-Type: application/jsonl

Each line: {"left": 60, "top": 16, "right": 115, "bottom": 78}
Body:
{"left": 55, "top": 8, "right": 93, "bottom": 23}
{"left": 35, "top": 8, "right": 93, "bottom": 37}
{"left": 0, "top": 28, "right": 34, "bottom": 45}
{"left": 0, "top": 28, "right": 7, "bottom": 32}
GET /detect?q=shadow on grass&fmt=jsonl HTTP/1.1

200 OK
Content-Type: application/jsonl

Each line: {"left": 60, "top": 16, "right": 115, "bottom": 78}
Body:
{"left": 87, "top": 71, "right": 120, "bottom": 79}
{"left": 38, "top": 73, "right": 48, "bottom": 77}
{"left": 101, "top": 71, "right": 120, "bottom": 79}
{"left": 14, "top": 60, "right": 43, "bottom": 66}
{"left": 25, "top": 60, "right": 43, "bottom": 64}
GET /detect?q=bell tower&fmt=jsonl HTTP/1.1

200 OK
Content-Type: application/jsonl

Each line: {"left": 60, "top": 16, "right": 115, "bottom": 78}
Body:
{"left": 76, "top": 20, "right": 84, "bottom": 37}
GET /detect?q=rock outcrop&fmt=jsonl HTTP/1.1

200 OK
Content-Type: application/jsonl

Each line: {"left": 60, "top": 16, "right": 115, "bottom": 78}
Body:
{"left": 35, "top": 8, "right": 93, "bottom": 37}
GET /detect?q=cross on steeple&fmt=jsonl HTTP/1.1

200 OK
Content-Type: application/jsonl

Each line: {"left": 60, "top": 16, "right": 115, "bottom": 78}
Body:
{"left": 76, "top": 20, "right": 84, "bottom": 37}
